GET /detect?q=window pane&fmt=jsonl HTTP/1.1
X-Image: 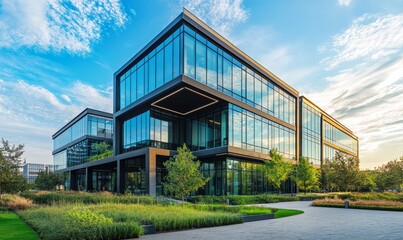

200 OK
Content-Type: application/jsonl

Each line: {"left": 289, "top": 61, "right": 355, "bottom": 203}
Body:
{"left": 173, "top": 36, "right": 180, "bottom": 78}
{"left": 184, "top": 34, "right": 195, "bottom": 79}
{"left": 149, "top": 56, "right": 156, "bottom": 92}
{"left": 156, "top": 50, "right": 164, "bottom": 88}
{"left": 223, "top": 58, "right": 232, "bottom": 91}
{"left": 207, "top": 48, "right": 217, "bottom": 88}
{"left": 164, "top": 41, "right": 173, "bottom": 83}
{"left": 195, "top": 40, "right": 207, "bottom": 83}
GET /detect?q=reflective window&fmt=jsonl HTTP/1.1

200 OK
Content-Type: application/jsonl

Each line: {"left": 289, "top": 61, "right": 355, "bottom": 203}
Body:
{"left": 53, "top": 115, "right": 113, "bottom": 150}
{"left": 119, "top": 26, "right": 183, "bottom": 110}
{"left": 182, "top": 24, "right": 296, "bottom": 126}
{"left": 301, "top": 102, "right": 321, "bottom": 165}
{"left": 228, "top": 104, "right": 296, "bottom": 159}
{"left": 324, "top": 121, "right": 358, "bottom": 154}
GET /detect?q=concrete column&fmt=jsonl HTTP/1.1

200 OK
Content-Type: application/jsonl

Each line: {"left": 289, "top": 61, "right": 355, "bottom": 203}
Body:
{"left": 146, "top": 148, "right": 157, "bottom": 196}
{"left": 116, "top": 159, "right": 124, "bottom": 194}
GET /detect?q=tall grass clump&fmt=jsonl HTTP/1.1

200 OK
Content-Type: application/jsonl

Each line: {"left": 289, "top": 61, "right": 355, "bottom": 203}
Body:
{"left": 20, "top": 191, "right": 155, "bottom": 205}
{"left": 0, "top": 195, "right": 33, "bottom": 210}
{"left": 19, "top": 205, "right": 143, "bottom": 240}
{"left": 191, "top": 194, "right": 298, "bottom": 205}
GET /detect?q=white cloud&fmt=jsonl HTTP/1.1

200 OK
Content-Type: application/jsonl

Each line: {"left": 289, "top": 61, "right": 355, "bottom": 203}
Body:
{"left": 308, "top": 13, "right": 403, "bottom": 169}
{"left": 61, "top": 94, "right": 71, "bottom": 103}
{"left": 0, "top": 0, "right": 128, "bottom": 54}
{"left": 181, "top": 0, "right": 248, "bottom": 36}
{"left": 337, "top": 0, "right": 352, "bottom": 7}
{"left": 0, "top": 79, "right": 112, "bottom": 164}
{"left": 320, "top": 14, "right": 403, "bottom": 69}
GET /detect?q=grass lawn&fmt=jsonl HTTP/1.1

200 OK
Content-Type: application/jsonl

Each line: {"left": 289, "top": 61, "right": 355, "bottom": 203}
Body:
{"left": 0, "top": 211, "right": 39, "bottom": 240}
{"left": 274, "top": 209, "right": 304, "bottom": 219}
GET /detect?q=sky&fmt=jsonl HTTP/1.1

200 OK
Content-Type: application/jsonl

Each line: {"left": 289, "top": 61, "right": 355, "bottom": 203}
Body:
{"left": 0, "top": 0, "right": 402, "bottom": 169}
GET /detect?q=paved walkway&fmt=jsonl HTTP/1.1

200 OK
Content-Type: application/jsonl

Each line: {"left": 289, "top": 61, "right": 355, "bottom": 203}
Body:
{"left": 141, "top": 201, "right": 403, "bottom": 240}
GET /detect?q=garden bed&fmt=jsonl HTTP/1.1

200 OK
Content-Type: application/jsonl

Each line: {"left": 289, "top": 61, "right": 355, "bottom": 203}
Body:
{"left": 312, "top": 198, "right": 403, "bottom": 211}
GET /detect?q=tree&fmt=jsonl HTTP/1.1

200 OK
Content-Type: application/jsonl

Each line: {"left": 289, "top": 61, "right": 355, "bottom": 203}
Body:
{"left": 263, "top": 149, "right": 293, "bottom": 194}
{"left": 163, "top": 144, "right": 209, "bottom": 208}
{"left": 374, "top": 157, "right": 403, "bottom": 192}
{"left": 35, "top": 171, "right": 64, "bottom": 190}
{"left": 0, "top": 138, "right": 25, "bottom": 166}
{"left": 91, "top": 142, "right": 111, "bottom": 155}
{"left": 0, "top": 151, "right": 28, "bottom": 195}
{"left": 322, "top": 151, "right": 361, "bottom": 192}
{"left": 294, "top": 156, "right": 319, "bottom": 194}
{"left": 356, "top": 170, "right": 376, "bottom": 192}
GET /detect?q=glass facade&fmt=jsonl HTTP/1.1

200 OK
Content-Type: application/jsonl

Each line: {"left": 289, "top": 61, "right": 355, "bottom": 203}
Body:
{"left": 123, "top": 157, "right": 146, "bottom": 194}
{"left": 183, "top": 25, "right": 296, "bottom": 126}
{"left": 53, "top": 115, "right": 113, "bottom": 150}
{"left": 119, "top": 27, "right": 182, "bottom": 110}
{"left": 228, "top": 104, "right": 296, "bottom": 159}
{"left": 22, "top": 163, "right": 54, "bottom": 183}
{"left": 122, "top": 110, "right": 186, "bottom": 152}
{"left": 53, "top": 138, "right": 112, "bottom": 170}
{"left": 199, "top": 157, "right": 293, "bottom": 195}
{"left": 301, "top": 102, "right": 321, "bottom": 165}
{"left": 324, "top": 121, "right": 358, "bottom": 154}
{"left": 118, "top": 24, "right": 296, "bottom": 126}
{"left": 188, "top": 105, "right": 228, "bottom": 151}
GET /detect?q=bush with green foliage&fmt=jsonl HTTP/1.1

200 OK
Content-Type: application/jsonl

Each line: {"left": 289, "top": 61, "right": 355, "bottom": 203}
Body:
{"left": 35, "top": 171, "right": 64, "bottom": 190}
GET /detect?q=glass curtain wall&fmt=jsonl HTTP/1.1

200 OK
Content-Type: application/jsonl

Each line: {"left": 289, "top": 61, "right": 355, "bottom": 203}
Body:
{"left": 323, "top": 121, "right": 358, "bottom": 154}
{"left": 123, "top": 157, "right": 146, "bottom": 194}
{"left": 92, "top": 171, "right": 116, "bottom": 192}
{"left": 183, "top": 24, "right": 296, "bottom": 126}
{"left": 122, "top": 110, "right": 186, "bottom": 152}
{"left": 301, "top": 102, "right": 321, "bottom": 165}
{"left": 228, "top": 104, "right": 296, "bottom": 159}
{"left": 53, "top": 115, "right": 113, "bottom": 150}
{"left": 188, "top": 105, "right": 228, "bottom": 151}
{"left": 119, "top": 27, "right": 182, "bottom": 110}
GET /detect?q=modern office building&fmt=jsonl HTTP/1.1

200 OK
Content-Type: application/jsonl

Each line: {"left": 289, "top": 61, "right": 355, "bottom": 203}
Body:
{"left": 54, "top": 10, "right": 358, "bottom": 195}
{"left": 300, "top": 96, "right": 359, "bottom": 166}
{"left": 52, "top": 108, "right": 113, "bottom": 191}
{"left": 22, "top": 163, "right": 54, "bottom": 183}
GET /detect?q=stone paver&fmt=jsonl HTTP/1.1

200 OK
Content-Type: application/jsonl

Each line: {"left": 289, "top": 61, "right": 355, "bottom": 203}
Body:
{"left": 141, "top": 201, "right": 403, "bottom": 240}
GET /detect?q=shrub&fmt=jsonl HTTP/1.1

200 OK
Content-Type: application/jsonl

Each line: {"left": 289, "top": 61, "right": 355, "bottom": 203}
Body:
{"left": 20, "top": 191, "right": 155, "bottom": 205}
{"left": 20, "top": 205, "right": 143, "bottom": 240}
{"left": 4, "top": 195, "right": 33, "bottom": 210}
{"left": 65, "top": 208, "right": 113, "bottom": 225}
{"left": 312, "top": 197, "right": 403, "bottom": 211}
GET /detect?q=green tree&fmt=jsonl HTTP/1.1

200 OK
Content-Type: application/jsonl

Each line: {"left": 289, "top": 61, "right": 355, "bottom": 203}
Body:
{"left": 1, "top": 138, "right": 25, "bottom": 166}
{"left": 375, "top": 157, "right": 403, "bottom": 192}
{"left": 163, "top": 144, "right": 209, "bottom": 208}
{"left": 0, "top": 151, "right": 28, "bottom": 196}
{"left": 263, "top": 149, "right": 293, "bottom": 194}
{"left": 91, "top": 142, "right": 111, "bottom": 155}
{"left": 322, "top": 151, "right": 361, "bottom": 192}
{"left": 294, "top": 156, "right": 319, "bottom": 194}
{"left": 35, "top": 170, "right": 64, "bottom": 190}
{"left": 357, "top": 170, "right": 376, "bottom": 192}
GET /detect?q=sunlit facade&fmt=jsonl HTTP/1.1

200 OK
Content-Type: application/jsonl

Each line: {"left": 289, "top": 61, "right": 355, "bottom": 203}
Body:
{"left": 300, "top": 97, "right": 359, "bottom": 166}
{"left": 52, "top": 109, "right": 113, "bottom": 190}
{"left": 55, "top": 10, "right": 358, "bottom": 195}
{"left": 112, "top": 9, "right": 299, "bottom": 195}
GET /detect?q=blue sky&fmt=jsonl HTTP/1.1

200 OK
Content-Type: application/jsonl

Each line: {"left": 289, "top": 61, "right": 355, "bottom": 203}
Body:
{"left": 0, "top": 0, "right": 402, "bottom": 169}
